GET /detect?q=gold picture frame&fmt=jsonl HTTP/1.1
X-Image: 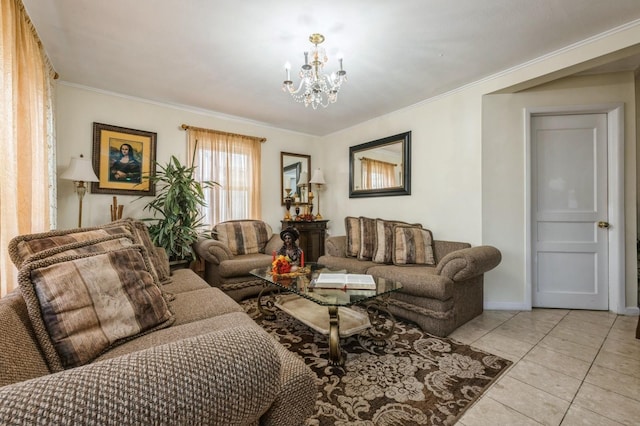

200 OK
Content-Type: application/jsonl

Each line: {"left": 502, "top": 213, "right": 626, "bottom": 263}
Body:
{"left": 91, "top": 122, "right": 156, "bottom": 196}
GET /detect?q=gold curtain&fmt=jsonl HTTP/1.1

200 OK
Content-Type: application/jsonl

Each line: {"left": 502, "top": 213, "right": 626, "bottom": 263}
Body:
{"left": 361, "top": 158, "right": 397, "bottom": 190}
{"left": 185, "top": 126, "right": 263, "bottom": 227}
{"left": 0, "top": 0, "right": 57, "bottom": 297}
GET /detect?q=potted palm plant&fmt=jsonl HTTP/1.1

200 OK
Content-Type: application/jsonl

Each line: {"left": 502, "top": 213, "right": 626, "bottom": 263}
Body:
{"left": 141, "top": 146, "right": 218, "bottom": 264}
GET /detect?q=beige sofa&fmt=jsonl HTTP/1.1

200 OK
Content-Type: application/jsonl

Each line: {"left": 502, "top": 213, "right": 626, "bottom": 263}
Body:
{"left": 317, "top": 217, "right": 501, "bottom": 337}
{"left": 0, "top": 220, "right": 316, "bottom": 425}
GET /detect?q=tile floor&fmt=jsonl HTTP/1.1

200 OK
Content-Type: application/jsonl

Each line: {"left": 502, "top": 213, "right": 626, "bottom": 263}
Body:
{"left": 450, "top": 309, "right": 640, "bottom": 425}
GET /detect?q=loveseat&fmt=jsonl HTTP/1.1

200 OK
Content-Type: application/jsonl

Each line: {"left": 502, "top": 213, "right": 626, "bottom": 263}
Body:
{"left": 194, "top": 219, "right": 283, "bottom": 301}
{"left": 317, "top": 217, "right": 502, "bottom": 337}
{"left": 0, "top": 219, "right": 316, "bottom": 425}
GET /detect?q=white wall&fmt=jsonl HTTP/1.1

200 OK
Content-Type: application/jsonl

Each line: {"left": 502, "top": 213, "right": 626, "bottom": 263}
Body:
{"left": 483, "top": 73, "right": 637, "bottom": 312}
{"left": 55, "top": 84, "right": 320, "bottom": 232}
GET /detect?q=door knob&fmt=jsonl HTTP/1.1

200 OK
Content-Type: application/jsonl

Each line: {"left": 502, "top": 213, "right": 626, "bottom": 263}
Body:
{"left": 597, "top": 221, "right": 610, "bottom": 229}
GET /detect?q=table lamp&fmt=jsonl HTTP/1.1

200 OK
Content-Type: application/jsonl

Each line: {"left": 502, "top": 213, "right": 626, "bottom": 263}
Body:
{"left": 60, "top": 155, "right": 100, "bottom": 227}
{"left": 296, "top": 170, "right": 308, "bottom": 203}
{"left": 309, "top": 168, "right": 326, "bottom": 220}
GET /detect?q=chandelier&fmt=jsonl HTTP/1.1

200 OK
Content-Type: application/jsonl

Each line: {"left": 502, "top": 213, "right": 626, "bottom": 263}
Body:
{"left": 282, "top": 33, "right": 347, "bottom": 109}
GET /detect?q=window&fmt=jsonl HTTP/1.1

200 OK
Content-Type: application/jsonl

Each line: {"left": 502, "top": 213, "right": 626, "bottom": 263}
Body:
{"left": 186, "top": 127, "right": 264, "bottom": 227}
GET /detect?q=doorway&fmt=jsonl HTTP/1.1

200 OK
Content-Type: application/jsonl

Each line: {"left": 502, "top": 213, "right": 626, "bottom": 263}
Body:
{"left": 526, "top": 104, "right": 625, "bottom": 312}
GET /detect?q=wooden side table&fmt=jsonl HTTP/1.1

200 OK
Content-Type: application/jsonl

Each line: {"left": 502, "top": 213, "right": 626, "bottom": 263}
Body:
{"left": 281, "top": 220, "right": 329, "bottom": 263}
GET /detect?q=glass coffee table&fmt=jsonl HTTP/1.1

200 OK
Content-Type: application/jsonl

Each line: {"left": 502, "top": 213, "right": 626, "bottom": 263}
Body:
{"left": 250, "top": 263, "right": 403, "bottom": 366}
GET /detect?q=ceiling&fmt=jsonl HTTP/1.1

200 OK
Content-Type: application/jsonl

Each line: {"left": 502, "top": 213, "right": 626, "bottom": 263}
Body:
{"left": 22, "top": 0, "right": 640, "bottom": 136}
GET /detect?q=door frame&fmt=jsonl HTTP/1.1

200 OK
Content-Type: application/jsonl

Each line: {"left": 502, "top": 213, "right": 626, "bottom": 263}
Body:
{"left": 524, "top": 103, "right": 625, "bottom": 313}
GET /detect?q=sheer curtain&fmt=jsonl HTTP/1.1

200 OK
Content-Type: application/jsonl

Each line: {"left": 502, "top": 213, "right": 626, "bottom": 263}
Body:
{"left": 361, "top": 158, "right": 397, "bottom": 190}
{"left": 0, "top": 0, "right": 57, "bottom": 297}
{"left": 186, "top": 127, "right": 264, "bottom": 228}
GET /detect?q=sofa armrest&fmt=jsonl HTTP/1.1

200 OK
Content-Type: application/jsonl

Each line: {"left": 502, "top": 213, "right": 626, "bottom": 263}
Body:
{"left": 264, "top": 234, "right": 283, "bottom": 255}
{"left": 435, "top": 245, "right": 502, "bottom": 282}
{"left": 0, "top": 327, "right": 281, "bottom": 425}
{"left": 193, "top": 237, "right": 234, "bottom": 264}
{"left": 325, "top": 235, "right": 347, "bottom": 257}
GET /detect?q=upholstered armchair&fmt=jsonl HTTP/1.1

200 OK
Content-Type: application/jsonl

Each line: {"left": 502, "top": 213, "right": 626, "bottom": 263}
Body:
{"left": 194, "top": 219, "right": 282, "bottom": 301}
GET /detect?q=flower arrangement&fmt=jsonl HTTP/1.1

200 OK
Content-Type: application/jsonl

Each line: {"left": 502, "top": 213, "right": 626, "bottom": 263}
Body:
{"left": 272, "top": 255, "right": 292, "bottom": 275}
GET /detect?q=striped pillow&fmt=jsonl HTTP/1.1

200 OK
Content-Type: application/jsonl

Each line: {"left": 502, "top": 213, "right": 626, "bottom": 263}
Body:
{"left": 393, "top": 226, "right": 435, "bottom": 265}
{"left": 372, "top": 219, "right": 422, "bottom": 264}
{"left": 357, "top": 217, "right": 377, "bottom": 260}
{"left": 18, "top": 245, "right": 174, "bottom": 371}
{"left": 20, "top": 234, "right": 135, "bottom": 264}
{"left": 127, "top": 219, "right": 171, "bottom": 283}
{"left": 345, "top": 216, "right": 360, "bottom": 257}
{"left": 214, "top": 220, "right": 273, "bottom": 255}
{"left": 8, "top": 219, "right": 172, "bottom": 285}
{"left": 8, "top": 223, "right": 135, "bottom": 268}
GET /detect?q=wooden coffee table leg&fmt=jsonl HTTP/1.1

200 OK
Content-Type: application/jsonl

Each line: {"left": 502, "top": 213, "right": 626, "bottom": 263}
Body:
{"left": 328, "top": 306, "right": 345, "bottom": 366}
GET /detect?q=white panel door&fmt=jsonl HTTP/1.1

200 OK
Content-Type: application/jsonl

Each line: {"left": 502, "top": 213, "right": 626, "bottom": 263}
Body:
{"left": 531, "top": 113, "right": 608, "bottom": 310}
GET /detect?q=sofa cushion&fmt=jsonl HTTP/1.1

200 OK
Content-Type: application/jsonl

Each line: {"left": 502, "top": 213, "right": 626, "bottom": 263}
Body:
{"left": 357, "top": 217, "right": 377, "bottom": 260}
{"left": 372, "top": 219, "right": 421, "bottom": 264}
{"left": 317, "top": 254, "right": 378, "bottom": 274}
{"left": 95, "top": 311, "right": 257, "bottom": 361}
{"left": 18, "top": 246, "right": 174, "bottom": 371}
{"left": 393, "top": 226, "right": 436, "bottom": 266}
{"left": 345, "top": 216, "right": 360, "bottom": 257}
{"left": 367, "top": 264, "right": 453, "bottom": 301}
{"left": 170, "top": 287, "right": 244, "bottom": 325}
{"left": 162, "top": 268, "right": 210, "bottom": 294}
{"left": 218, "top": 253, "right": 273, "bottom": 278}
{"left": 214, "top": 220, "right": 273, "bottom": 255}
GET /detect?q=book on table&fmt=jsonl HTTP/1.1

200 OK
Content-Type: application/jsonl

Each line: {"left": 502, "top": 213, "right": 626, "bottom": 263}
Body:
{"left": 314, "top": 273, "right": 377, "bottom": 290}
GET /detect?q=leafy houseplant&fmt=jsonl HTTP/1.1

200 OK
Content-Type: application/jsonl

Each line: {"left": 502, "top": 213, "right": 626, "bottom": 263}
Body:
{"left": 141, "top": 148, "right": 217, "bottom": 262}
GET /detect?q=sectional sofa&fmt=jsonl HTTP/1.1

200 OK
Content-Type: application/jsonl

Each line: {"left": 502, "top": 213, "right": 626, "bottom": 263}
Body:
{"left": 0, "top": 219, "right": 316, "bottom": 425}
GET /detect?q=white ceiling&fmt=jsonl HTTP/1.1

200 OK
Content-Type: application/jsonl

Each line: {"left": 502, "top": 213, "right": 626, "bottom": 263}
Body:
{"left": 22, "top": 0, "right": 640, "bottom": 136}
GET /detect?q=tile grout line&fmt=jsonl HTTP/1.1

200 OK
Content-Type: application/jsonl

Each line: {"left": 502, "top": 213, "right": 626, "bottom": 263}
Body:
{"left": 467, "top": 310, "right": 568, "bottom": 425}
{"left": 555, "top": 312, "right": 622, "bottom": 426}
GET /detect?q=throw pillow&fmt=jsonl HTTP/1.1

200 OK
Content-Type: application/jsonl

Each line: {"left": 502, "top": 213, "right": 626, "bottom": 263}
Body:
{"left": 21, "top": 235, "right": 135, "bottom": 264}
{"left": 8, "top": 222, "right": 135, "bottom": 268}
{"left": 345, "top": 216, "right": 360, "bottom": 257}
{"left": 392, "top": 225, "right": 436, "bottom": 265}
{"left": 372, "top": 219, "right": 422, "bottom": 264}
{"left": 213, "top": 220, "right": 273, "bottom": 255}
{"left": 18, "top": 245, "right": 174, "bottom": 372}
{"left": 357, "top": 217, "right": 377, "bottom": 260}
{"left": 126, "top": 218, "right": 172, "bottom": 283}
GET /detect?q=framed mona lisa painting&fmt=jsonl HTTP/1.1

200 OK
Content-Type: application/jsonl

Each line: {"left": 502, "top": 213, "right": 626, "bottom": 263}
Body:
{"left": 91, "top": 122, "right": 157, "bottom": 196}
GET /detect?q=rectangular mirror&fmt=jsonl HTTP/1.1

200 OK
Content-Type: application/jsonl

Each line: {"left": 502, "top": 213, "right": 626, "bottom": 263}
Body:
{"left": 349, "top": 131, "right": 411, "bottom": 198}
{"left": 281, "top": 152, "right": 311, "bottom": 205}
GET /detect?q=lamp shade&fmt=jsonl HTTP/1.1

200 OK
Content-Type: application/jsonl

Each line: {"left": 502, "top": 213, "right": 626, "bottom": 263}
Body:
{"left": 296, "top": 171, "right": 309, "bottom": 187}
{"left": 60, "top": 157, "right": 99, "bottom": 182}
{"left": 309, "top": 168, "right": 326, "bottom": 185}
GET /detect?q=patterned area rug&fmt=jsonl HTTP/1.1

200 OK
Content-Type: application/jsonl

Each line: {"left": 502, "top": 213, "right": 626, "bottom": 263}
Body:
{"left": 241, "top": 299, "right": 512, "bottom": 426}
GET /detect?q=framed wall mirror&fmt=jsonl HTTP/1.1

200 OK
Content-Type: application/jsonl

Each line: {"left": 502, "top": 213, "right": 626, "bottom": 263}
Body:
{"left": 349, "top": 131, "right": 411, "bottom": 198}
{"left": 281, "top": 152, "right": 311, "bottom": 205}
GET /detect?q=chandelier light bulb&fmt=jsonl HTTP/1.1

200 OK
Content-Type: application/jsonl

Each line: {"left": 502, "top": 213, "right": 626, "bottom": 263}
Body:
{"left": 281, "top": 33, "right": 347, "bottom": 109}
{"left": 284, "top": 62, "right": 291, "bottom": 81}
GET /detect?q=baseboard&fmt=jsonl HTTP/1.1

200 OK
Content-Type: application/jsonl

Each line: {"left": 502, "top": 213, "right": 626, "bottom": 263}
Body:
{"left": 484, "top": 301, "right": 530, "bottom": 311}
{"left": 484, "top": 302, "right": 640, "bottom": 315}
